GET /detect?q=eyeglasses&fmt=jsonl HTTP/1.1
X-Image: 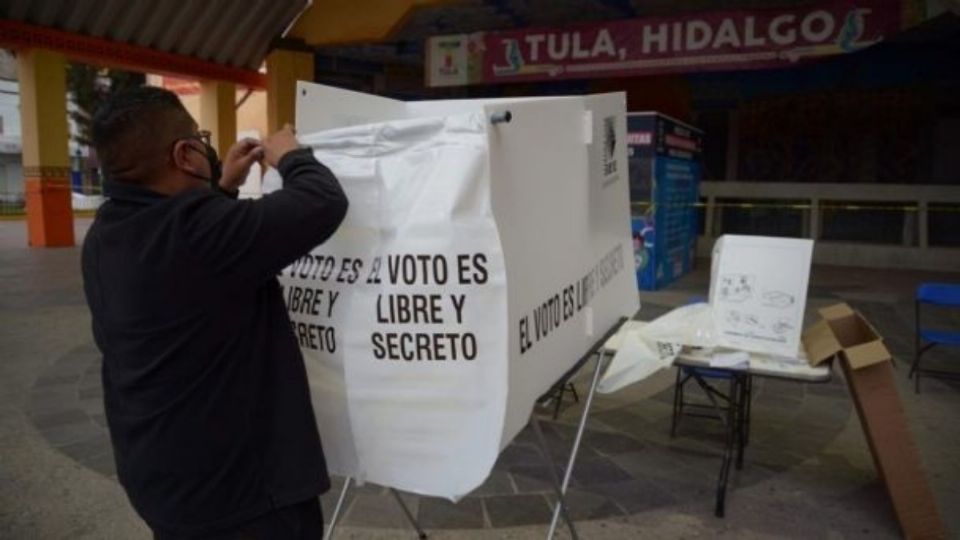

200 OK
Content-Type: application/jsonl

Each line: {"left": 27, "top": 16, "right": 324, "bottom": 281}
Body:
{"left": 172, "top": 130, "right": 216, "bottom": 157}
{"left": 192, "top": 130, "right": 212, "bottom": 146}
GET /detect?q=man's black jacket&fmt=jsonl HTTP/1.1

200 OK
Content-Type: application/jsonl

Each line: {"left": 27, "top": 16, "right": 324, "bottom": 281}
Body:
{"left": 81, "top": 149, "right": 347, "bottom": 535}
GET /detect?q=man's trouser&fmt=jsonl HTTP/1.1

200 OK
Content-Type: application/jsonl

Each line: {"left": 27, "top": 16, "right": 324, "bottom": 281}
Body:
{"left": 152, "top": 498, "right": 323, "bottom": 540}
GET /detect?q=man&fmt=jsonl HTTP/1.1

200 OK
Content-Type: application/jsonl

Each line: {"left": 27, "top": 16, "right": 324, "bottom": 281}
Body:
{"left": 81, "top": 86, "right": 348, "bottom": 539}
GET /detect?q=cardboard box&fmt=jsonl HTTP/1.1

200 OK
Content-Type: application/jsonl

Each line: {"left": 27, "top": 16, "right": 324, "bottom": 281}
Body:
{"left": 803, "top": 304, "right": 946, "bottom": 539}
{"left": 804, "top": 303, "right": 890, "bottom": 370}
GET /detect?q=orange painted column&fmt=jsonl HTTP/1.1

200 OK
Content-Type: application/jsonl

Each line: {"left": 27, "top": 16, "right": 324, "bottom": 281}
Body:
{"left": 266, "top": 49, "right": 315, "bottom": 133}
{"left": 18, "top": 49, "right": 74, "bottom": 247}
{"left": 199, "top": 80, "right": 238, "bottom": 158}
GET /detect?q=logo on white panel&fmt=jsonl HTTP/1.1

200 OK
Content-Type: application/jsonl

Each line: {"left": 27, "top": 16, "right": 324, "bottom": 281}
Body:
{"left": 601, "top": 116, "right": 620, "bottom": 187}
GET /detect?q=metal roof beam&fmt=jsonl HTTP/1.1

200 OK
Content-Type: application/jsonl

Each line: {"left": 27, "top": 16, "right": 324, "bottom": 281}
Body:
{"left": 0, "top": 19, "right": 267, "bottom": 89}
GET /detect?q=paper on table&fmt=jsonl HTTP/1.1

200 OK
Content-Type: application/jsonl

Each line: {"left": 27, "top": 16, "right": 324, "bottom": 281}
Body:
{"left": 598, "top": 329, "right": 679, "bottom": 394}
{"left": 770, "top": 353, "right": 806, "bottom": 366}
{"left": 710, "top": 351, "right": 750, "bottom": 369}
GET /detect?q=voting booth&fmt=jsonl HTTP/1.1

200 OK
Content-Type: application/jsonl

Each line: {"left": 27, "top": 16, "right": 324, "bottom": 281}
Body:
{"left": 273, "top": 83, "right": 639, "bottom": 501}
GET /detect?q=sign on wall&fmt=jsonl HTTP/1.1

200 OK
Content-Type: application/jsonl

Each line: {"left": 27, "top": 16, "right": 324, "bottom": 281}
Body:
{"left": 426, "top": 1, "right": 901, "bottom": 87}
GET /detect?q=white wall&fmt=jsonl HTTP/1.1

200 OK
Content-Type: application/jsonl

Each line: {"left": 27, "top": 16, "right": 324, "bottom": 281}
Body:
{"left": 0, "top": 79, "right": 21, "bottom": 139}
{"left": 0, "top": 79, "right": 21, "bottom": 197}
{"left": 0, "top": 78, "right": 89, "bottom": 198}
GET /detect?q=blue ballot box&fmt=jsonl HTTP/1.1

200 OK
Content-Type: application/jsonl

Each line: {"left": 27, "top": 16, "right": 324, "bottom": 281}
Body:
{"left": 627, "top": 113, "right": 702, "bottom": 291}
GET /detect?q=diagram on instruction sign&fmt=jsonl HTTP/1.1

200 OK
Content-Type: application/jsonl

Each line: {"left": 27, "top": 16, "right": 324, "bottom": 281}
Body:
{"left": 725, "top": 309, "right": 765, "bottom": 330}
{"left": 762, "top": 290, "right": 796, "bottom": 308}
{"left": 718, "top": 274, "right": 755, "bottom": 303}
{"left": 772, "top": 318, "right": 796, "bottom": 335}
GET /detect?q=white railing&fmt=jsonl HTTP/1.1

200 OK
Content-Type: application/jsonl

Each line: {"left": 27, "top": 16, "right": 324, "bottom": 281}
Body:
{"left": 0, "top": 188, "right": 105, "bottom": 214}
{"left": 699, "top": 182, "right": 960, "bottom": 271}
{"left": 71, "top": 192, "right": 105, "bottom": 211}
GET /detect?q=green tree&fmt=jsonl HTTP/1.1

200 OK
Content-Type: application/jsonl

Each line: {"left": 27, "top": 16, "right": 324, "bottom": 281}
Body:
{"left": 66, "top": 63, "right": 145, "bottom": 147}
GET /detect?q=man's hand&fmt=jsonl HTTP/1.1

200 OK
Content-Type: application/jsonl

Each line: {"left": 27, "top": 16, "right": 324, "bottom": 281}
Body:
{"left": 219, "top": 138, "right": 264, "bottom": 192}
{"left": 262, "top": 124, "right": 301, "bottom": 169}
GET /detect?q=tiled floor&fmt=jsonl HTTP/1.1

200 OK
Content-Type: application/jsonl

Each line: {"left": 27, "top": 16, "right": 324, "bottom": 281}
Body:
{"left": 1, "top": 218, "right": 958, "bottom": 539}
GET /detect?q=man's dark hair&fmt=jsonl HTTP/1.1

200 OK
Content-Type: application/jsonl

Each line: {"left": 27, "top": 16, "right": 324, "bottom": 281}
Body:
{"left": 92, "top": 86, "right": 196, "bottom": 184}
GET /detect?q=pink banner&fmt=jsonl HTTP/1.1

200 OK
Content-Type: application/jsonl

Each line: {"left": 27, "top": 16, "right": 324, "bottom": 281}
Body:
{"left": 426, "top": 1, "right": 901, "bottom": 87}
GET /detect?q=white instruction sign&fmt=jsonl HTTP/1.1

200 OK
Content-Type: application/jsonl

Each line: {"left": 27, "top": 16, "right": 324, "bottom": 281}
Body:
{"left": 709, "top": 235, "right": 814, "bottom": 356}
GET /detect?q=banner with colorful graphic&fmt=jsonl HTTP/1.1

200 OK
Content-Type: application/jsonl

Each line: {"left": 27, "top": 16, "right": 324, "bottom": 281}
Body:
{"left": 426, "top": 1, "right": 901, "bottom": 87}
{"left": 628, "top": 113, "right": 702, "bottom": 291}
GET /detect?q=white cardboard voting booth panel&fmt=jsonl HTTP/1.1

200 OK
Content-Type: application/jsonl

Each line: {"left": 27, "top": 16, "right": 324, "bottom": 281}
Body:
{"left": 277, "top": 83, "right": 639, "bottom": 499}
{"left": 709, "top": 235, "right": 814, "bottom": 356}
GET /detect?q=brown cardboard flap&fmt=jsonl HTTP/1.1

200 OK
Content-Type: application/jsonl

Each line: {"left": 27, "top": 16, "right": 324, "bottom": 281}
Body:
{"left": 820, "top": 303, "right": 880, "bottom": 340}
{"left": 803, "top": 303, "right": 944, "bottom": 536}
{"left": 819, "top": 303, "right": 855, "bottom": 320}
{"left": 802, "top": 319, "right": 842, "bottom": 366}
{"left": 805, "top": 302, "right": 889, "bottom": 370}
{"left": 841, "top": 360, "right": 946, "bottom": 538}
{"left": 843, "top": 340, "right": 892, "bottom": 370}
{"left": 857, "top": 310, "right": 884, "bottom": 339}
{"left": 829, "top": 312, "right": 880, "bottom": 348}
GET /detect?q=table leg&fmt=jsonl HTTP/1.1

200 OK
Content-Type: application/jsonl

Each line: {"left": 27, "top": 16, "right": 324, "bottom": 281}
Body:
{"left": 693, "top": 374, "right": 729, "bottom": 427}
{"left": 714, "top": 376, "right": 739, "bottom": 518}
{"left": 736, "top": 374, "right": 747, "bottom": 470}
{"left": 744, "top": 375, "right": 753, "bottom": 447}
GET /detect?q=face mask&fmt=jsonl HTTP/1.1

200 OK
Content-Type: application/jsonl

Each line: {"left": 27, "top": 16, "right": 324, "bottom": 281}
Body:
{"left": 185, "top": 141, "right": 223, "bottom": 189}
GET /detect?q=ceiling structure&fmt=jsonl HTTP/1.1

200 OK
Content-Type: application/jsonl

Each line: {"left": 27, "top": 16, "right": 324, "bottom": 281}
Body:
{"left": 0, "top": 0, "right": 309, "bottom": 87}
{"left": 0, "top": 0, "right": 308, "bottom": 69}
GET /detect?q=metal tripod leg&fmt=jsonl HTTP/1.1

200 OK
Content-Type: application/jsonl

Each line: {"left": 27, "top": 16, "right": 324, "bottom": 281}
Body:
{"left": 545, "top": 349, "right": 609, "bottom": 539}
{"left": 389, "top": 488, "right": 428, "bottom": 539}
{"left": 531, "top": 416, "right": 579, "bottom": 540}
{"left": 323, "top": 476, "right": 353, "bottom": 540}
{"left": 325, "top": 478, "right": 428, "bottom": 540}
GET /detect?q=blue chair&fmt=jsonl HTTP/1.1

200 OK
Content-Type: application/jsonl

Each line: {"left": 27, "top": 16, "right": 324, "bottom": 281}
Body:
{"left": 909, "top": 283, "right": 960, "bottom": 393}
